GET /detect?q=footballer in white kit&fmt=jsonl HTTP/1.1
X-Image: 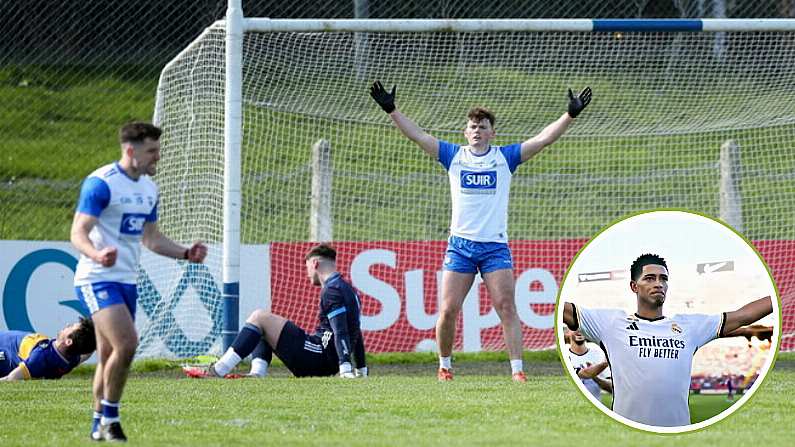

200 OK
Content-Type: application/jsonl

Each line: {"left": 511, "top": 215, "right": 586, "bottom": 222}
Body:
{"left": 70, "top": 122, "right": 207, "bottom": 442}
{"left": 563, "top": 253, "right": 773, "bottom": 427}
{"left": 74, "top": 161, "right": 159, "bottom": 314}
{"left": 370, "top": 80, "right": 592, "bottom": 382}
{"left": 438, "top": 140, "right": 521, "bottom": 244}
{"left": 574, "top": 306, "right": 721, "bottom": 425}
{"left": 567, "top": 331, "right": 611, "bottom": 401}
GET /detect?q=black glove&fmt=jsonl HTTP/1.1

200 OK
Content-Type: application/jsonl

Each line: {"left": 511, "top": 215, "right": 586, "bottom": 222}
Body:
{"left": 370, "top": 81, "right": 396, "bottom": 114}
{"left": 567, "top": 86, "right": 592, "bottom": 118}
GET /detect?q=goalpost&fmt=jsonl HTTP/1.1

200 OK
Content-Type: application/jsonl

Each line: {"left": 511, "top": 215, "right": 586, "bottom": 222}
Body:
{"left": 146, "top": 1, "right": 795, "bottom": 358}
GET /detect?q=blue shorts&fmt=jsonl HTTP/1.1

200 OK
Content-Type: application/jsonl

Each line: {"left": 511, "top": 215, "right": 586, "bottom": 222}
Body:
{"left": 442, "top": 235, "right": 514, "bottom": 274}
{"left": 75, "top": 282, "right": 138, "bottom": 319}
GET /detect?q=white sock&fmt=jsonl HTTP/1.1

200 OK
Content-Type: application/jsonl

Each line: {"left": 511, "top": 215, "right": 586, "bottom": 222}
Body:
{"left": 249, "top": 358, "right": 269, "bottom": 377}
{"left": 510, "top": 359, "right": 523, "bottom": 374}
{"left": 214, "top": 348, "right": 242, "bottom": 376}
{"left": 439, "top": 356, "right": 452, "bottom": 370}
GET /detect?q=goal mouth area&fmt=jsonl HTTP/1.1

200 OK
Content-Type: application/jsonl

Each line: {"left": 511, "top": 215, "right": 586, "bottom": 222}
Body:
{"left": 148, "top": 17, "right": 795, "bottom": 359}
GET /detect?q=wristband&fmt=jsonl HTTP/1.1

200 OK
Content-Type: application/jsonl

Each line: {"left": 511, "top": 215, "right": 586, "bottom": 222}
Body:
{"left": 183, "top": 248, "right": 189, "bottom": 260}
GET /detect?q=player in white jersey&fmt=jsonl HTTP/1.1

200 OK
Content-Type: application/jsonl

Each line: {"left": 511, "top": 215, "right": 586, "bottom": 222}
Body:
{"left": 566, "top": 328, "right": 612, "bottom": 401}
{"left": 370, "top": 81, "right": 592, "bottom": 381}
{"left": 71, "top": 122, "right": 208, "bottom": 442}
{"left": 562, "top": 254, "right": 773, "bottom": 427}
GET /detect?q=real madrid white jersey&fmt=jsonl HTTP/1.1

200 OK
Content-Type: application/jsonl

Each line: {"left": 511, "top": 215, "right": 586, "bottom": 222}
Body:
{"left": 437, "top": 141, "right": 523, "bottom": 243}
{"left": 73, "top": 163, "right": 158, "bottom": 286}
{"left": 568, "top": 343, "right": 610, "bottom": 400}
{"left": 573, "top": 305, "right": 724, "bottom": 427}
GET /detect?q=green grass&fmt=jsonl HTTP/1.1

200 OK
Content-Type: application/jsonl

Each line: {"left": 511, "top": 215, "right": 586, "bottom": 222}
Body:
{"left": 0, "top": 357, "right": 793, "bottom": 446}
{"left": 0, "top": 64, "right": 159, "bottom": 240}
{"left": 688, "top": 394, "right": 737, "bottom": 424}
{"left": 598, "top": 393, "right": 735, "bottom": 424}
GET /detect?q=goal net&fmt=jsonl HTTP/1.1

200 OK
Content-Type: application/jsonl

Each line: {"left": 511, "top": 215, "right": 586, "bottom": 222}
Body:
{"left": 146, "top": 20, "right": 795, "bottom": 358}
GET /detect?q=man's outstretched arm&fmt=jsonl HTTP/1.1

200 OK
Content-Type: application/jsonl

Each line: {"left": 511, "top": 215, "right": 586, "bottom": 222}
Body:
{"left": 721, "top": 296, "right": 773, "bottom": 336}
{"left": 722, "top": 324, "right": 773, "bottom": 341}
{"left": 520, "top": 87, "right": 591, "bottom": 162}
{"left": 370, "top": 81, "right": 439, "bottom": 158}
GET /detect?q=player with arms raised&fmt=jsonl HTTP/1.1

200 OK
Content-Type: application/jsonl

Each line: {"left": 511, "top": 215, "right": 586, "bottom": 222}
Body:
{"left": 184, "top": 244, "right": 367, "bottom": 379}
{"left": 71, "top": 122, "right": 207, "bottom": 442}
{"left": 370, "top": 81, "right": 591, "bottom": 381}
{"left": 562, "top": 253, "right": 773, "bottom": 427}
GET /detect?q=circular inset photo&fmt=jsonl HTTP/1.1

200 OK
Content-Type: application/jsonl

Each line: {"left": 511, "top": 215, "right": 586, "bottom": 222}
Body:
{"left": 555, "top": 210, "right": 780, "bottom": 434}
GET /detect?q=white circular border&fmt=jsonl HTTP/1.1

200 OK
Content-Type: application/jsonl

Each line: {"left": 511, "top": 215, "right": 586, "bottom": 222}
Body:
{"left": 555, "top": 210, "right": 782, "bottom": 434}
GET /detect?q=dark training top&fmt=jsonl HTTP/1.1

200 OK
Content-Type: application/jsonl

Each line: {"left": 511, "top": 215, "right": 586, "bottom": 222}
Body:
{"left": 313, "top": 272, "right": 366, "bottom": 368}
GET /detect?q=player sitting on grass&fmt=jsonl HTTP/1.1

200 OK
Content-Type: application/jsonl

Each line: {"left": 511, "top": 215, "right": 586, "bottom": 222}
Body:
{"left": 0, "top": 318, "right": 95, "bottom": 381}
{"left": 185, "top": 244, "right": 367, "bottom": 379}
{"left": 370, "top": 80, "right": 591, "bottom": 382}
{"left": 563, "top": 253, "right": 773, "bottom": 427}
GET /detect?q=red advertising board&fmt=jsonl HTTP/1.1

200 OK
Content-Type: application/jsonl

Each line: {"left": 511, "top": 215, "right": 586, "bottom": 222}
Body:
{"left": 271, "top": 240, "right": 794, "bottom": 352}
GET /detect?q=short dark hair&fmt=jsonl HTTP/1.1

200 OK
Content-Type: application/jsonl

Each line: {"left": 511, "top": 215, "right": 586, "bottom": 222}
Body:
{"left": 467, "top": 107, "right": 496, "bottom": 128}
{"left": 630, "top": 253, "right": 668, "bottom": 281}
{"left": 305, "top": 244, "right": 337, "bottom": 262}
{"left": 119, "top": 121, "right": 162, "bottom": 144}
{"left": 65, "top": 317, "right": 96, "bottom": 357}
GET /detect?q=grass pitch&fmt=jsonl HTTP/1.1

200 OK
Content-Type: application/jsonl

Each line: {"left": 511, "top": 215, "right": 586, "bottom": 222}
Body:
{"left": 1, "top": 356, "right": 793, "bottom": 446}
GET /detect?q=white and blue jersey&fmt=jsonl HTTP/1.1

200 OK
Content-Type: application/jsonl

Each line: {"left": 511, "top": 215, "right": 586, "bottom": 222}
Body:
{"left": 437, "top": 141, "right": 523, "bottom": 243}
{"left": 73, "top": 162, "right": 158, "bottom": 286}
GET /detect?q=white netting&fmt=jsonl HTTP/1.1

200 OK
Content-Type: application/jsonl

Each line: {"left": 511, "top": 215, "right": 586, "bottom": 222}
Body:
{"left": 149, "top": 23, "right": 795, "bottom": 357}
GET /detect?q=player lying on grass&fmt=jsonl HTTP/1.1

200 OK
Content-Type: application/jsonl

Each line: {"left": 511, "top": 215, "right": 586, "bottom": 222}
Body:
{"left": 562, "top": 253, "right": 773, "bottom": 427}
{"left": 0, "top": 318, "right": 95, "bottom": 381}
{"left": 370, "top": 80, "right": 591, "bottom": 382}
{"left": 185, "top": 244, "right": 367, "bottom": 379}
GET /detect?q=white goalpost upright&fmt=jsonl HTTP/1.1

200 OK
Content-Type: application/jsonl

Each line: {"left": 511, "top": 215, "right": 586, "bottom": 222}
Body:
{"left": 221, "top": 0, "right": 244, "bottom": 350}
{"left": 147, "top": 3, "right": 795, "bottom": 358}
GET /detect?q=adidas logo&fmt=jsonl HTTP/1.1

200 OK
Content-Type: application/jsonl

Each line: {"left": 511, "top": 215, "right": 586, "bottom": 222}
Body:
{"left": 626, "top": 322, "right": 639, "bottom": 331}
